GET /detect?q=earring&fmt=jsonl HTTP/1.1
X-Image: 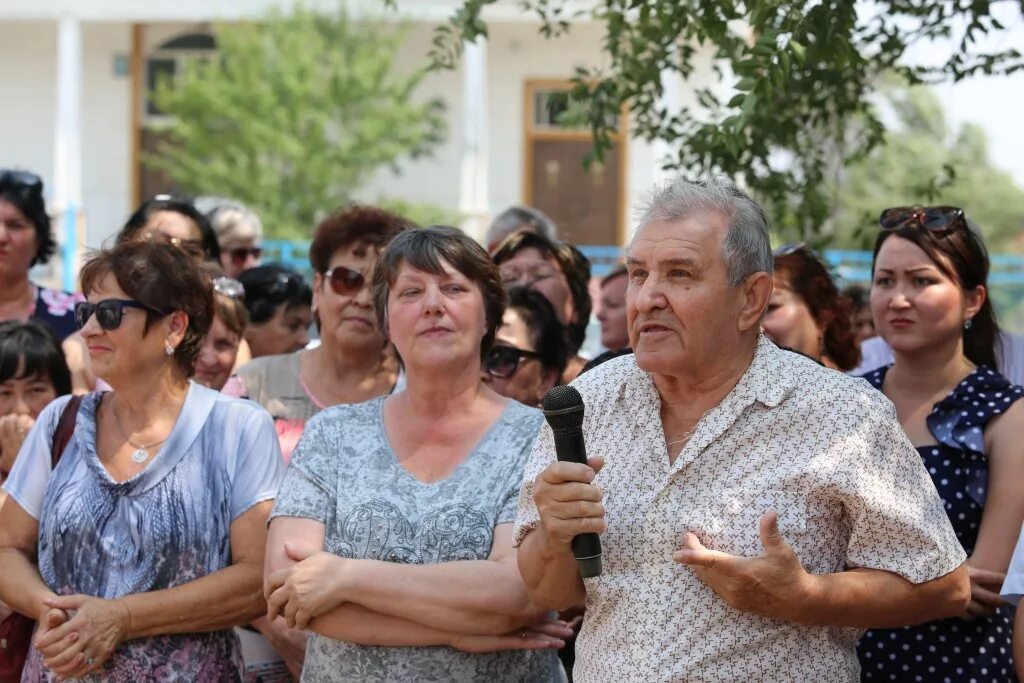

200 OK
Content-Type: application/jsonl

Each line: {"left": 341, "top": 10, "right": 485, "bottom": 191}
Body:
{"left": 165, "top": 345, "right": 175, "bottom": 356}
{"left": 964, "top": 319, "right": 973, "bottom": 330}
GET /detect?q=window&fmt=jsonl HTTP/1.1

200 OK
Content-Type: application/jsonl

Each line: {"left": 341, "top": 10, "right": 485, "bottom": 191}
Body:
{"left": 145, "top": 32, "right": 217, "bottom": 119}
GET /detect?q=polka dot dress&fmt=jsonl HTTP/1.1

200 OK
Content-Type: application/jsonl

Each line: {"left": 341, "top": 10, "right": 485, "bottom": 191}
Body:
{"left": 857, "top": 365, "right": 1023, "bottom": 682}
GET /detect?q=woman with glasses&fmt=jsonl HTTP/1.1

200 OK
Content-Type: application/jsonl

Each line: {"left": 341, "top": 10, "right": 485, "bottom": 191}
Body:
{"left": 118, "top": 193, "right": 221, "bottom": 263}
{"left": 265, "top": 226, "right": 567, "bottom": 682}
{"left": 0, "top": 170, "right": 82, "bottom": 343}
{"left": 238, "top": 264, "right": 313, "bottom": 359}
{"left": 855, "top": 206, "right": 1024, "bottom": 682}
{"left": 230, "top": 206, "right": 406, "bottom": 461}
{"left": 192, "top": 267, "right": 249, "bottom": 392}
{"left": 0, "top": 241, "right": 283, "bottom": 681}
{"left": 482, "top": 286, "right": 568, "bottom": 407}
{"left": 760, "top": 243, "right": 860, "bottom": 370}
{"left": 492, "top": 231, "right": 592, "bottom": 383}
{"left": 198, "top": 198, "right": 264, "bottom": 279}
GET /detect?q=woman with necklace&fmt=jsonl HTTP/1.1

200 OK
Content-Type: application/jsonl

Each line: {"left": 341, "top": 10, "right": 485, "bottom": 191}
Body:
{"left": 0, "top": 241, "right": 283, "bottom": 681}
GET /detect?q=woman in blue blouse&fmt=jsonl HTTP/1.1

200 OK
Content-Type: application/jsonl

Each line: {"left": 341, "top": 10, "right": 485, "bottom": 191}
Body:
{"left": 0, "top": 241, "right": 283, "bottom": 681}
{"left": 856, "top": 207, "right": 1024, "bottom": 682}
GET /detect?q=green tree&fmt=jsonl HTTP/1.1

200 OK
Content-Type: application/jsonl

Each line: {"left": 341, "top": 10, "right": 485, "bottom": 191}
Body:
{"left": 149, "top": 6, "right": 446, "bottom": 239}
{"left": 827, "top": 86, "right": 1024, "bottom": 251}
{"left": 427, "top": 1, "right": 1022, "bottom": 237}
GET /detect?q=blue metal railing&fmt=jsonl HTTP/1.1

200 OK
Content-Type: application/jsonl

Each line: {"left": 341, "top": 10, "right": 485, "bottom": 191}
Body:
{"left": 263, "top": 240, "right": 1024, "bottom": 285}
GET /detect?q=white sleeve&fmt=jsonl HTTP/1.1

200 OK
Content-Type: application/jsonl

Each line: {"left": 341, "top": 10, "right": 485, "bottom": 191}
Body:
{"left": 1000, "top": 523, "right": 1024, "bottom": 605}
{"left": 0, "top": 396, "right": 71, "bottom": 520}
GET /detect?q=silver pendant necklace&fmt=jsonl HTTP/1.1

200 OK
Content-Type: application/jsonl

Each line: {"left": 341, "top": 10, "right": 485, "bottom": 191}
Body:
{"left": 111, "top": 402, "right": 167, "bottom": 464}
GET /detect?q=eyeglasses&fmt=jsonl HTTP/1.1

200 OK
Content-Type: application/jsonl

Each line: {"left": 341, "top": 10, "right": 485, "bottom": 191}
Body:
{"left": 879, "top": 206, "right": 967, "bottom": 233}
{"left": 324, "top": 266, "right": 367, "bottom": 296}
{"left": 1, "top": 170, "right": 43, "bottom": 193}
{"left": 75, "top": 299, "right": 158, "bottom": 331}
{"left": 213, "top": 276, "right": 245, "bottom": 299}
{"left": 226, "top": 246, "right": 263, "bottom": 265}
{"left": 142, "top": 231, "right": 206, "bottom": 259}
{"left": 483, "top": 344, "right": 541, "bottom": 379}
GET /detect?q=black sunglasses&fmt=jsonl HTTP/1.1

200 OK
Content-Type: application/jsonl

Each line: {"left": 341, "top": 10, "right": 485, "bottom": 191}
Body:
{"left": 0, "top": 170, "right": 43, "bottom": 194}
{"left": 227, "top": 246, "right": 263, "bottom": 264}
{"left": 324, "top": 266, "right": 367, "bottom": 296}
{"left": 75, "top": 299, "right": 156, "bottom": 331}
{"left": 483, "top": 344, "right": 541, "bottom": 379}
{"left": 879, "top": 206, "right": 967, "bottom": 233}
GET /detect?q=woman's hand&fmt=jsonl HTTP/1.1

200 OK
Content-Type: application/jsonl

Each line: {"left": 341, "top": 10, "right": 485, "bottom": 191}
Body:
{"left": 964, "top": 566, "right": 1008, "bottom": 619}
{"left": 450, "top": 616, "right": 575, "bottom": 653}
{"left": 35, "top": 594, "right": 130, "bottom": 678}
{"left": 267, "top": 543, "right": 348, "bottom": 630}
{"left": 0, "top": 414, "right": 34, "bottom": 469}
{"left": 252, "top": 615, "right": 308, "bottom": 680}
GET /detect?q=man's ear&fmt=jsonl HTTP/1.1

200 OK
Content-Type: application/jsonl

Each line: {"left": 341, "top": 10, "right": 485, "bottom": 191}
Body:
{"left": 738, "top": 271, "right": 773, "bottom": 333}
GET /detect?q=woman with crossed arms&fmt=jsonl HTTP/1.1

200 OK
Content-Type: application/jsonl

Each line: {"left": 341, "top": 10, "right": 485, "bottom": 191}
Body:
{"left": 265, "top": 226, "right": 569, "bottom": 682}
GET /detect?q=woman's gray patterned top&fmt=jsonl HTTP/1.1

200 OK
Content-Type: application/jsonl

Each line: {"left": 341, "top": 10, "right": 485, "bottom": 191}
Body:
{"left": 271, "top": 396, "right": 562, "bottom": 683}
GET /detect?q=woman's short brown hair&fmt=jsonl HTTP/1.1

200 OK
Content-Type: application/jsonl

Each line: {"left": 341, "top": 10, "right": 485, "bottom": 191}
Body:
{"left": 774, "top": 249, "right": 860, "bottom": 371}
{"left": 80, "top": 241, "right": 215, "bottom": 376}
{"left": 373, "top": 226, "right": 506, "bottom": 358}
{"left": 310, "top": 204, "right": 414, "bottom": 274}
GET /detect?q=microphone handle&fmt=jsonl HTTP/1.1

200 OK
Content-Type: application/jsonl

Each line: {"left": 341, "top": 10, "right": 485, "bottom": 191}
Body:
{"left": 551, "top": 426, "right": 603, "bottom": 579}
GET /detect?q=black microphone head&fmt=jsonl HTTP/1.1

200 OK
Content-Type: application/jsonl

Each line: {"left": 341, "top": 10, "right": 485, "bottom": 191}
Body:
{"left": 543, "top": 385, "right": 584, "bottom": 430}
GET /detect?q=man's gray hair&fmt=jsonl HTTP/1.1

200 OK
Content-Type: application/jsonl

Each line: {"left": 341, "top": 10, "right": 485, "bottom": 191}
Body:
{"left": 634, "top": 177, "right": 773, "bottom": 285}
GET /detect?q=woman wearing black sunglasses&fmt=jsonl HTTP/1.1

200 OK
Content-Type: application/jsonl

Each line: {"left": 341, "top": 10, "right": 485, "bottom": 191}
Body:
{"left": 0, "top": 240, "right": 284, "bottom": 681}
{"left": 481, "top": 286, "right": 568, "bottom": 407}
{"left": 855, "top": 206, "right": 1024, "bottom": 682}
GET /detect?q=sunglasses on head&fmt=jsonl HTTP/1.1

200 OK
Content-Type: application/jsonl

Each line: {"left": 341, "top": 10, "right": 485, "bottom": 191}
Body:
{"left": 142, "top": 231, "right": 205, "bottom": 259}
{"left": 324, "top": 266, "right": 367, "bottom": 296}
{"left": 213, "top": 276, "right": 245, "bottom": 300}
{"left": 227, "top": 246, "right": 263, "bottom": 265}
{"left": 879, "top": 206, "right": 967, "bottom": 233}
{"left": 483, "top": 344, "right": 541, "bottom": 379}
{"left": 772, "top": 241, "right": 810, "bottom": 258}
{"left": 0, "top": 169, "right": 43, "bottom": 193}
{"left": 75, "top": 299, "right": 158, "bottom": 331}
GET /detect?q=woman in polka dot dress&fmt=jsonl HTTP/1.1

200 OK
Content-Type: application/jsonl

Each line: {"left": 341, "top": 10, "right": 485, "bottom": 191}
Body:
{"left": 856, "top": 206, "right": 1024, "bottom": 682}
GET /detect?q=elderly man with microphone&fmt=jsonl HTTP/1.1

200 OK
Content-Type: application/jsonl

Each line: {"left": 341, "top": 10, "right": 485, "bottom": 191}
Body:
{"left": 514, "top": 177, "right": 970, "bottom": 681}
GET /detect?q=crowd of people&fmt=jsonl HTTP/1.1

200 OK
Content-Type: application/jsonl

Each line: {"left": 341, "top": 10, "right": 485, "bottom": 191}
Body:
{"left": 0, "top": 167, "right": 1020, "bottom": 683}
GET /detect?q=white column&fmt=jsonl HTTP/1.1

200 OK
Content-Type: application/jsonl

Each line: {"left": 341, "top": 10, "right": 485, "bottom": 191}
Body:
{"left": 652, "top": 53, "right": 684, "bottom": 183}
{"left": 458, "top": 37, "right": 489, "bottom": 243}
{"left": 53, "top": 14, "right": 83, "bottom": 291}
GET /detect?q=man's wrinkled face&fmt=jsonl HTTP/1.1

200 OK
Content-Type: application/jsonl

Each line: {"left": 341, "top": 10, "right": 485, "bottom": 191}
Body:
{"left": 626, "top": 214, "right": 746, "bottom": 376}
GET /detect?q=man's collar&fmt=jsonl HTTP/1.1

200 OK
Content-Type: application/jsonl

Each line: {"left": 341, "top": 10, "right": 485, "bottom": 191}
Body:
{"left": 724, "top": 334, "right": 793, "bottom": 410}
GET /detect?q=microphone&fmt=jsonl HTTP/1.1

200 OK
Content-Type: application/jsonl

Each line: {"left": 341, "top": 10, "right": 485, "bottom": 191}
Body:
{"left": 542, "top": 385, "right": 602, "bottom": 578}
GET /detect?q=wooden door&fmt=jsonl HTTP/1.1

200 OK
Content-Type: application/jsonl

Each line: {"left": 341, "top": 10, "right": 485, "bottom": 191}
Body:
{"left": 524, "top": 82, "right": 626, "bottom": 246}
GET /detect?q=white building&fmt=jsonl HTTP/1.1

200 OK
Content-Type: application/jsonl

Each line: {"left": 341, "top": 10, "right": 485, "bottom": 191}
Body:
{"left": 0, "top": 0, "right": 717, "bottom": 287}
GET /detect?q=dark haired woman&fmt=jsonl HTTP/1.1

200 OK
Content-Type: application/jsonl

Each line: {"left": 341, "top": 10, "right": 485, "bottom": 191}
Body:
{"left": 236, "top": 264, "right": 313, "bottom": 359}
{"left": 0, "top": 241, "right": 283, "bottom": 681}
{"left": 761, "top": 243, "right": 860, "bottom": 371}
{"left": 118, "top": 193, "right": 221, "bottom": 263}
{"left": 0, "top": 320, "right": 72, "bottom": 518}
{"left": 492, "top": 230, "right": 592, "bottom": 383}
{"left": 0, "top": 170, "right": 82, "bottom": 342}
{"left": 855, "top": 206, "right": 1024, "bottom": 682}
{"left": 265, "top": 226, "right": 568, "bottom": 681}
{"left": 482, "top": 285, "right": 568, "bottom": 407}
